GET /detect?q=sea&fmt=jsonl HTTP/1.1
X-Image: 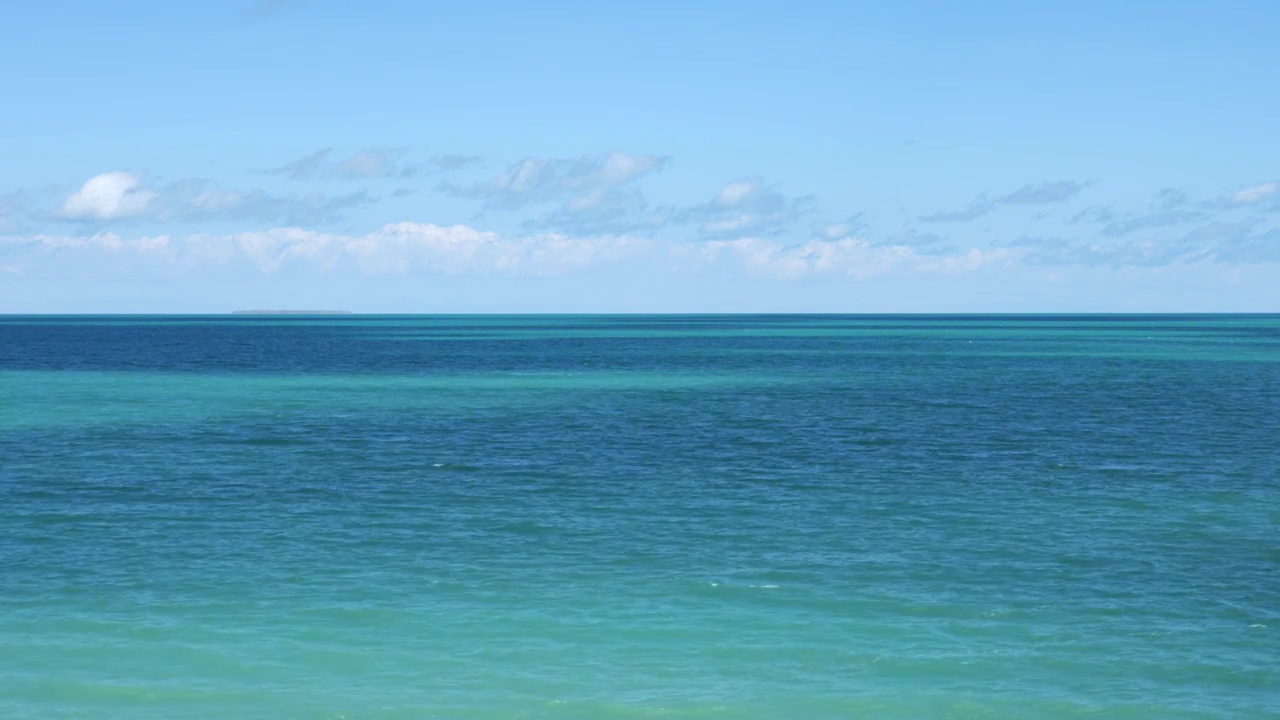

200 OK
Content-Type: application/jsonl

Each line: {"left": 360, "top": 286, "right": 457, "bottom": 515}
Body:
{"left": 1, "top": 315, "right": 1277, "bottom": 719}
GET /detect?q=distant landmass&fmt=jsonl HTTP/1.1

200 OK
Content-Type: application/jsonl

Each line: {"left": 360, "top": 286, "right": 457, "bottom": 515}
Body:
{"left": 232, "top": 310, "right": 353, "bottom": 315}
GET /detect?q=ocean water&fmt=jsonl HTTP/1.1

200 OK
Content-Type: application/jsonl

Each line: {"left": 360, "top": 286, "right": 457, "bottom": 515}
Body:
{"left": 1, "top": 315, "right": 1277, "bottom": 720}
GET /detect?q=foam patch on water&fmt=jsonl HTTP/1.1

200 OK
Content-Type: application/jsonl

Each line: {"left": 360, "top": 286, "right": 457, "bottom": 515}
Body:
{"left": 706, "top": 581, "right": 781, "bottom": 589}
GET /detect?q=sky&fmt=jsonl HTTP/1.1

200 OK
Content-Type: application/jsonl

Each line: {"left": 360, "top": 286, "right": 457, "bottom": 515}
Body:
{"left": 1, "top": 0, "right": 1278, "bottom": 313}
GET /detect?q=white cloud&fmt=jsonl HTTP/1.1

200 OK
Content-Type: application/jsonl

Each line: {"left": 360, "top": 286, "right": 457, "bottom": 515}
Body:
{"left": 252, "top": 222, "right": 644, "bottom": 275}
{"left": 32, "top": 231, "right": 170, "bottom": 252}
{"left": 442, "top": 152, "right": 669, "bottom": 212}
{"left": 699, "top": 233, "right": 1013, "bottom": 280}
{"left": 576, "top": 152, "right": 664, "bottom": 190}
{"left": 714, "top": 179, "right": 763, "bottom": 206}
{"left": 58, "top": 172, "right": 157, "bottom": 220}
{"left": 820, "top": 214, "right": 867, "bottom": 240}
{"left": 1002, "top": 220, "right": 1280, "bottom": 266}
{"left": 920, "top": 179, "right": 1088, "bottom": 223}
{"left": 267, "top": 148, "right": 428, "bottom": 181}
{"left": 684, "top": 177, "right": 810, "bottom": 237}
{"left": 339, "top": 150, "right": 396, "bottom": 178}
{"left": 52, "top": 172, "right": 372, "bottom": 225}
{"left": 1230, "top": 182, "right": 1277, "bottom": 205}
{"left": 1000, "top": 180, "right": 1087, "bottom": 205}
{"left": 440, "top": 152, "right": 673, "bottom": 235}
{"left": 8, "top": 221, "right": 1033, "bottom": 280}
{"left": 21, "top": 222, "right": 646, "bottom": 276}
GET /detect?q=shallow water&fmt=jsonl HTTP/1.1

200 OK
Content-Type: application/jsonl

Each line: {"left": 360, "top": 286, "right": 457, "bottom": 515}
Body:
{"left": 1, "top": 315, "right": 1277, "bottom": 719}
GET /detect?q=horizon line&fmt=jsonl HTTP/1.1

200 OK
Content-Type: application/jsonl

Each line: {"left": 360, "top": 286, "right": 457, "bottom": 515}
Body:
{"left": 2, "top": 311, "right": 1278, "bottom": 317}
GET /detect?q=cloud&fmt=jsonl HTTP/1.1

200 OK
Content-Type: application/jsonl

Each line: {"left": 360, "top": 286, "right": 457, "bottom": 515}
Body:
{"left": 1153, "top": 188, "right": 1189, "bottom": 209}
{"left": 679, "top": 177, "right": 811, "bottom": 237}
{"left": 9, "top": 221, "right": 1012, "bottom": 281}
{"left": 168, "top": 181, "right": 373, "bottom": 224}
{"left": 1000, "top": 181, "right": 1087, "bottom": 205}
{"left": 523, "top": 188, "right": 668, "bottom": 235}
{"left": 1210, "top": 226, "right": 1280, "bottom": 263}
{"left": 1072, "top": 188, "right": 1206, "bottom": 236}
{"left": 29, "top": 166, "right": 1280, "bottom": 280}
{"left": 1228, "top": 182, "right": 1277, "bottom": 206}
{"left": 1213, "top": 181, "right": 1279, "bottom": 212}
{"left": 1180, "top": 218, "right": 1264, "bottom": 244}
{"left": 269, "top": 149, "right": 329, "bottom": 180}
{"left": 448, "top": 162, "right": 808, "bottom": 237}
{"left": 918, "top": 200, "right": 994, "bottom": 223}
{"left": 54, "top": 172, "right": 373, "bottom": 226}
{"left": 431, "top": 154, "right": 482, "bottom": 171}
{"left": 0, "top": 191, "right": 25, "bottom": 233}
{"left": 1097, "top": 211, "right": 1207, "bottom": 237}
{"left": 1002, "top": 219, "right": 1279, "bottom": 267}
{"left": 1004, "top": 235, "right": 1206, "bottom": 267}
{"left": 919, "top": 180, "right": 1087, "bottom": 223}
{"left": 699, "top": 236, "right": 1012, "bottom": 279}
{"left": 267, "top": 148, "right": 426, "bottom": 181}
{"left": 340, "top": 223, "right": 642, "bottom": 276}
{"left": 1000, "top": 235, "right": 1073, "bottom": 251}
{"left": 1173, "top": 219, "right": 1280, "bottom": 264}
{"left": 16, "top": 210, "right": 1274, "bottom": 283}
{"left": 58, "top": 172, "right": 158, "bottom": 220}
{"left": 31, "top": 231, "right": 171, "bottom": 254}
{"left": 440, "top": 152, "right": 674, "bottom": 235}
{"left": 820, "top": 214, "right": 868, "bottom": 240}
{"left": 442, "top": 152, "right": 669, "bottom": 211}
{"left": 336, "top": 149, "right": 417, "bottom": 179}
{"left": 1071, "top": 205, "right": 1116, "bottom": 224}
{"left": 14, "top": 223, "right": 646, "bottom": 276}
{"left": 880, "top": 228, "right": 949, "bottom": 254}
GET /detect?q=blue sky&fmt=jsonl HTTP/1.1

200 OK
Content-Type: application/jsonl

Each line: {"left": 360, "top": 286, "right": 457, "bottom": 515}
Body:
{"left": 1, "top": 0, "right": 1277, "bottom": 312}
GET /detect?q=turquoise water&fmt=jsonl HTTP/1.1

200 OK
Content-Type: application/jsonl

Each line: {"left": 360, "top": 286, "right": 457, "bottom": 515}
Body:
{"left": 1, "top": 315, "right": 1277, "bottom": 719}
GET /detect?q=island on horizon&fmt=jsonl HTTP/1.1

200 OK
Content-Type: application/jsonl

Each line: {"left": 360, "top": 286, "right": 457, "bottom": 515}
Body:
{"left": 231, "top": 310, "right": 353, "bottom": 315}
